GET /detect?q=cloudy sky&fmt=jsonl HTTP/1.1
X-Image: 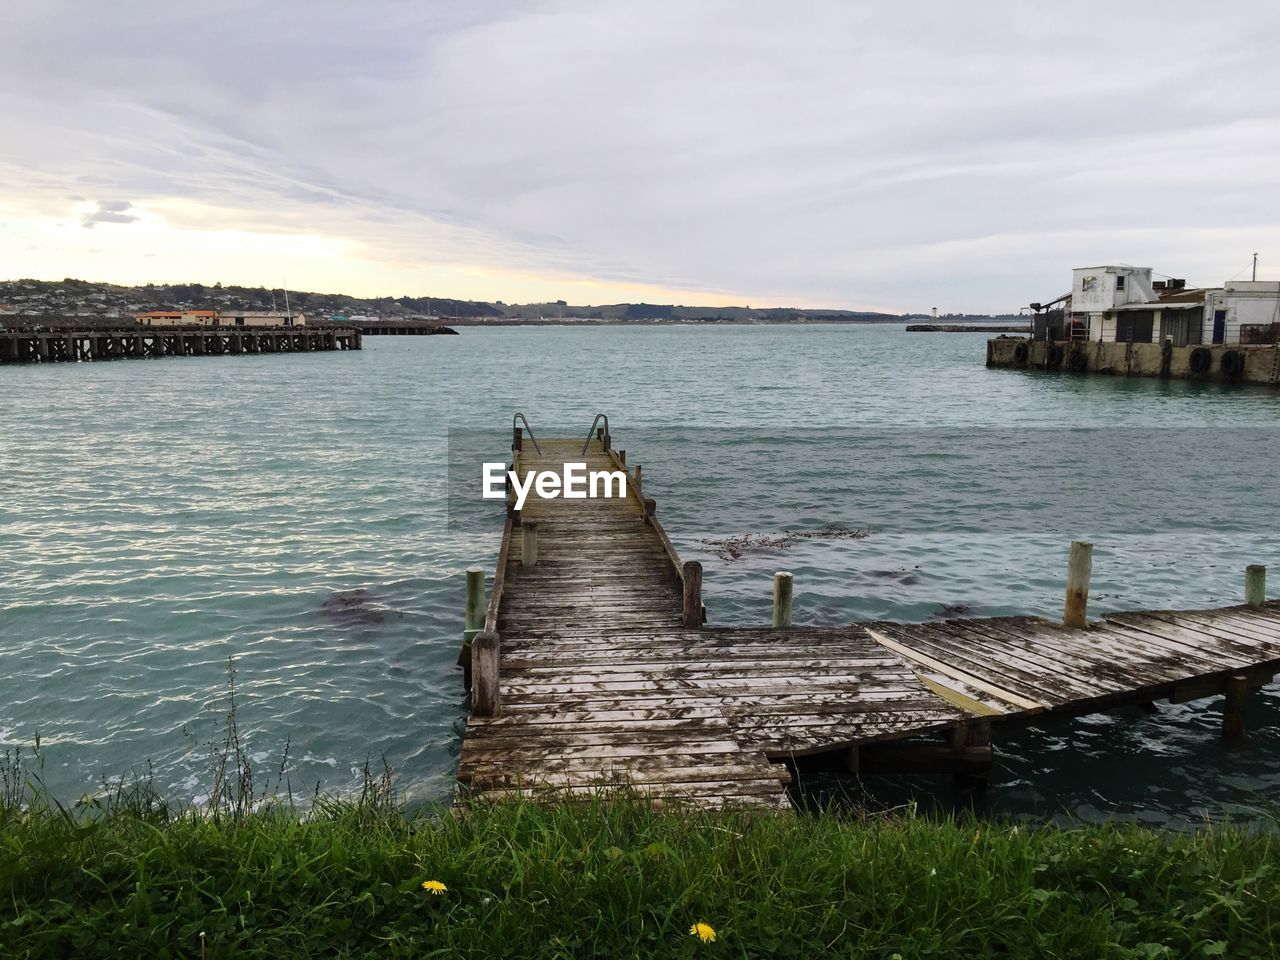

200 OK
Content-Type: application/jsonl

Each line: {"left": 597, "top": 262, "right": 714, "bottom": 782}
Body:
{"left": 2, "top": 2, "right": 1278, "bottom": 312}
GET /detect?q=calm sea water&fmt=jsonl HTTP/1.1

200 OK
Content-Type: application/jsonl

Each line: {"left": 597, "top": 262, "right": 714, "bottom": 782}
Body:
{"left": 2, "top": 324, "right": 1278, "bottom": 825}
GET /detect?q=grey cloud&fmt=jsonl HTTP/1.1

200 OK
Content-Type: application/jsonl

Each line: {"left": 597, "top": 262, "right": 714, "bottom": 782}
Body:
{"left": 4, "top": 1, "right": 1280, "bottom": 308}
{"left": 81, "top": 199, "right": 139, "bottom": 228}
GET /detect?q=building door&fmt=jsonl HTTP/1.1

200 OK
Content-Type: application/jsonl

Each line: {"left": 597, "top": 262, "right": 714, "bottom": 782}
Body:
{"left": 1212, "top": 310, "right": 1226, "bottom": 344}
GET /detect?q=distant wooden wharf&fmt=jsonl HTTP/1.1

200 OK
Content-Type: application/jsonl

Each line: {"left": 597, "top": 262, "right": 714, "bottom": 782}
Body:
{"left": 457, "top": 418, "right": 1277, "bottom": 810}
{"left": 0, "top": 325, "right": 361, "bottom": 364}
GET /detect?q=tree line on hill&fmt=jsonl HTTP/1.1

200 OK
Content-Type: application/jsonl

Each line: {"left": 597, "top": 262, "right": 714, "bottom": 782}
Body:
{"left": 0, "top": 278, "right": 1020, "bottom": 324}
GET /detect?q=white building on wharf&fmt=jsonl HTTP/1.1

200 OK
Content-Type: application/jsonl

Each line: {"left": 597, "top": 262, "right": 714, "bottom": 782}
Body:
{"left": 1060, "top": 265, "right": 1280, "bottom": 347}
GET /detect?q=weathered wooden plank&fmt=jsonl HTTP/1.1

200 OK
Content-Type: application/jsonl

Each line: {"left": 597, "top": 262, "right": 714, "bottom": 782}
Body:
{"left": 462, "top": 741, "right": 748, "bottom": 765}
{"left": 467, "top": 782, "right": 791, "bottom": 808}
{"left": 498, "top": 633, "right": 893, "bottom": 653}
{"left": 498, "top": 672, "right": 953, "bottom": 696}
{"left": 1101, "top": 616, "right": 1263, "bottom": 670}
{"left": 970, "top": 618, "right": 1198, "bottom": 689}
{"left": 461, "top": 764, "right": 789, "bottom": 788}
{"left": 927, "top": 619, "right": 1137, "bottom": 694}
{"left": 916, "top": 675, "right": 1006, "bottom": 716}
{"left": 503, "top": 660, "right": 923, "bottom": 682}
{"left": 1161, "top": 609, "right": 1280, "bottom": 650}
{"left": 887, "top": 621, "right": 1110, "bottom": 701}
{"left": 494, "top": 687, "right": 963, "bottom": 712}
{"left": 866, "top": 626, "right": 1048, "bottom": 711}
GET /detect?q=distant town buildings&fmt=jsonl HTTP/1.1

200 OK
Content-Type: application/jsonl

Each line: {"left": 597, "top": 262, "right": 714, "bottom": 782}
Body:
{"left": 135, "top": 309, "right": 305, "bottom": 327}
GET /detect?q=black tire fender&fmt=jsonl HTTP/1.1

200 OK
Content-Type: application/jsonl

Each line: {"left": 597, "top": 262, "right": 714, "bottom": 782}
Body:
{"left": 1189, "top": 347, "right": 1212, "bottom": 375}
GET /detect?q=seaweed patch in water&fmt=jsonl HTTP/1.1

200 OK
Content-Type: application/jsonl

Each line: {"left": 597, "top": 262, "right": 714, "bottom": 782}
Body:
{"left": 698, "top": 526, "right": 870, "bottom": 562}
{"left": 321, "top": 588, "right": 388, "bottom": 626}
{"left": 930, "top": 602, "right": 975, "bottom": 619}
{"left": 870, "top": 568, "right": 921, "bottom": 585}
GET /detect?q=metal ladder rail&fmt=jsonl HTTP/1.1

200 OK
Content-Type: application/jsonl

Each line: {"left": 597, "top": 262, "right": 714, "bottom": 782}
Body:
{"left": 580, "top": 413, "right": 611, "bottom": 454}
{"left": 511, "top": 412, "right": 542, "bottom": 455}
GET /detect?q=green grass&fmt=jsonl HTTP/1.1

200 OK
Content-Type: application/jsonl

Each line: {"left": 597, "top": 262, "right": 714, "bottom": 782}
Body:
{"left": 1, "top": 791, "right": 1276, "bottom": 959}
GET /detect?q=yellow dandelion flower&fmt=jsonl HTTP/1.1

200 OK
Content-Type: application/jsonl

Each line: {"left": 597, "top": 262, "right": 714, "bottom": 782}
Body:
{"left": 421, "top": 880, "right": 447, "bottom": 894}
{"left": 689, "top": 922, "right": 717, "bottom": 943}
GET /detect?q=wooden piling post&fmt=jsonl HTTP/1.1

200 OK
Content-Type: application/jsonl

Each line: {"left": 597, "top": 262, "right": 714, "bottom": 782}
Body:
{"left": 1063, "top": 541, "right": 1093, "bottom": 629}
{"left": 521, "top": 521, "right": 539, "bottom": 568}
{"left": 507, "top": 462, "right": 521, "bottom": 527}
{"left": 845, "top": 745, "right": 860, "bottom": 774}
{"left": 634, "top": 464, "right": 642, "bottom": 498}
{"left": 951, "top": 720, "right": 993, "bottom": 797}
{"left": 682, "top": 561, "right": 703, "bottom": 628}
{"left": 1223, "top": 673, "right": 1249, "bottom": 743}
{"left": 464, "top": 567, "right": 485, "bottom": 643}
{"left": 1245, "top": 564, "right": 1266, "bottom": 608}
{"left": 773, "top": 572, "right": 794, "bottom": 629}
{"left": 512, "top": 426, "right": 522, "bottom": 453}
{"left": 471, "top": 631, "right": 501, "bottom": 717}
{"left": 643, "top": 498, "right": 656, "bottom": 525}
{"left": 617, "top": 449, "right": 625, "bottom": 464}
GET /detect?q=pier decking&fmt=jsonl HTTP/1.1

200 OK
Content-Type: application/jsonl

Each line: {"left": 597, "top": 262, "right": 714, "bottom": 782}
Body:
{"left": 458, "top": 425, "right": 1277, "bottom": 810}
{"left": 0, "top": 325, "right": 361, "bottom": 364}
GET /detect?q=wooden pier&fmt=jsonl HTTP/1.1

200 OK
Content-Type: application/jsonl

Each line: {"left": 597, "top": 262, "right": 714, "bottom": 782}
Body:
{"left": 0, "top": 325, "right": 361, "bottom": 364}
{"left": 457, "top": 423, "right": 1277, "bottom": 810}
{"left": 357, "top": 322, "right": 457, "bottom": 336}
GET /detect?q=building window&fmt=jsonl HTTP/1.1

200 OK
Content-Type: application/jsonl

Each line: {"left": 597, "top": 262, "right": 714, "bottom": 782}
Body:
{"left": 1115, "top": 275, "right": 1126, "bottom": 291}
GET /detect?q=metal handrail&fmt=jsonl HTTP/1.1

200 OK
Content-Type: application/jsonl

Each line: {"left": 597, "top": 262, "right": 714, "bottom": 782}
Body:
{"left": 581, "top": 413, "right": 610, "bottom": 455}
{"left": 512, "top": 412, "right": 542, "bottom": 455}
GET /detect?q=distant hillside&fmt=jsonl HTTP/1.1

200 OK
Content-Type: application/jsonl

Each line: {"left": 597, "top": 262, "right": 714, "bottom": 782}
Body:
{"left": 0, "top": 278, "right": 1018, "bottom": 325}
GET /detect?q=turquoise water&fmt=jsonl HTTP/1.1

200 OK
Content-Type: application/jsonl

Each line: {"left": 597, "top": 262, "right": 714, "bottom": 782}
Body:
{"left": 1, "top": 324, "right": 1278, "bottom": 823}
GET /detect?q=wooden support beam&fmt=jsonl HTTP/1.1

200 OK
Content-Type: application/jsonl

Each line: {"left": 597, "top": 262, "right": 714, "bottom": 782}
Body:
{"left": 682, "top": 560, "right": 703, "bottom": 628}
{"left": 1245, "top": 565, "right": 1266, "bottom": 608}
{"left": 773, "top": 572, "right": 793, "bottom": 629}
{"left": 472, "top": 631, "right": 502, "bottom": 718}
{"left": 1063, "top": 540, "right": 1093, "bottom": 629}
{"left": 857, "top": 742, "right": 993, "bottom": 775}
{"left": 1223, "top": 673, "right": 1248, "bottom": 743}
{"left": 643, "top": 498, "right": 656, "bottom": 525}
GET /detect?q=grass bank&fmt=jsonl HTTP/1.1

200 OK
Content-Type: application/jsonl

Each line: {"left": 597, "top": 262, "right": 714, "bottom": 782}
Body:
{"left": 1, "top": 792, "right": 1275, "bottom": 959}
